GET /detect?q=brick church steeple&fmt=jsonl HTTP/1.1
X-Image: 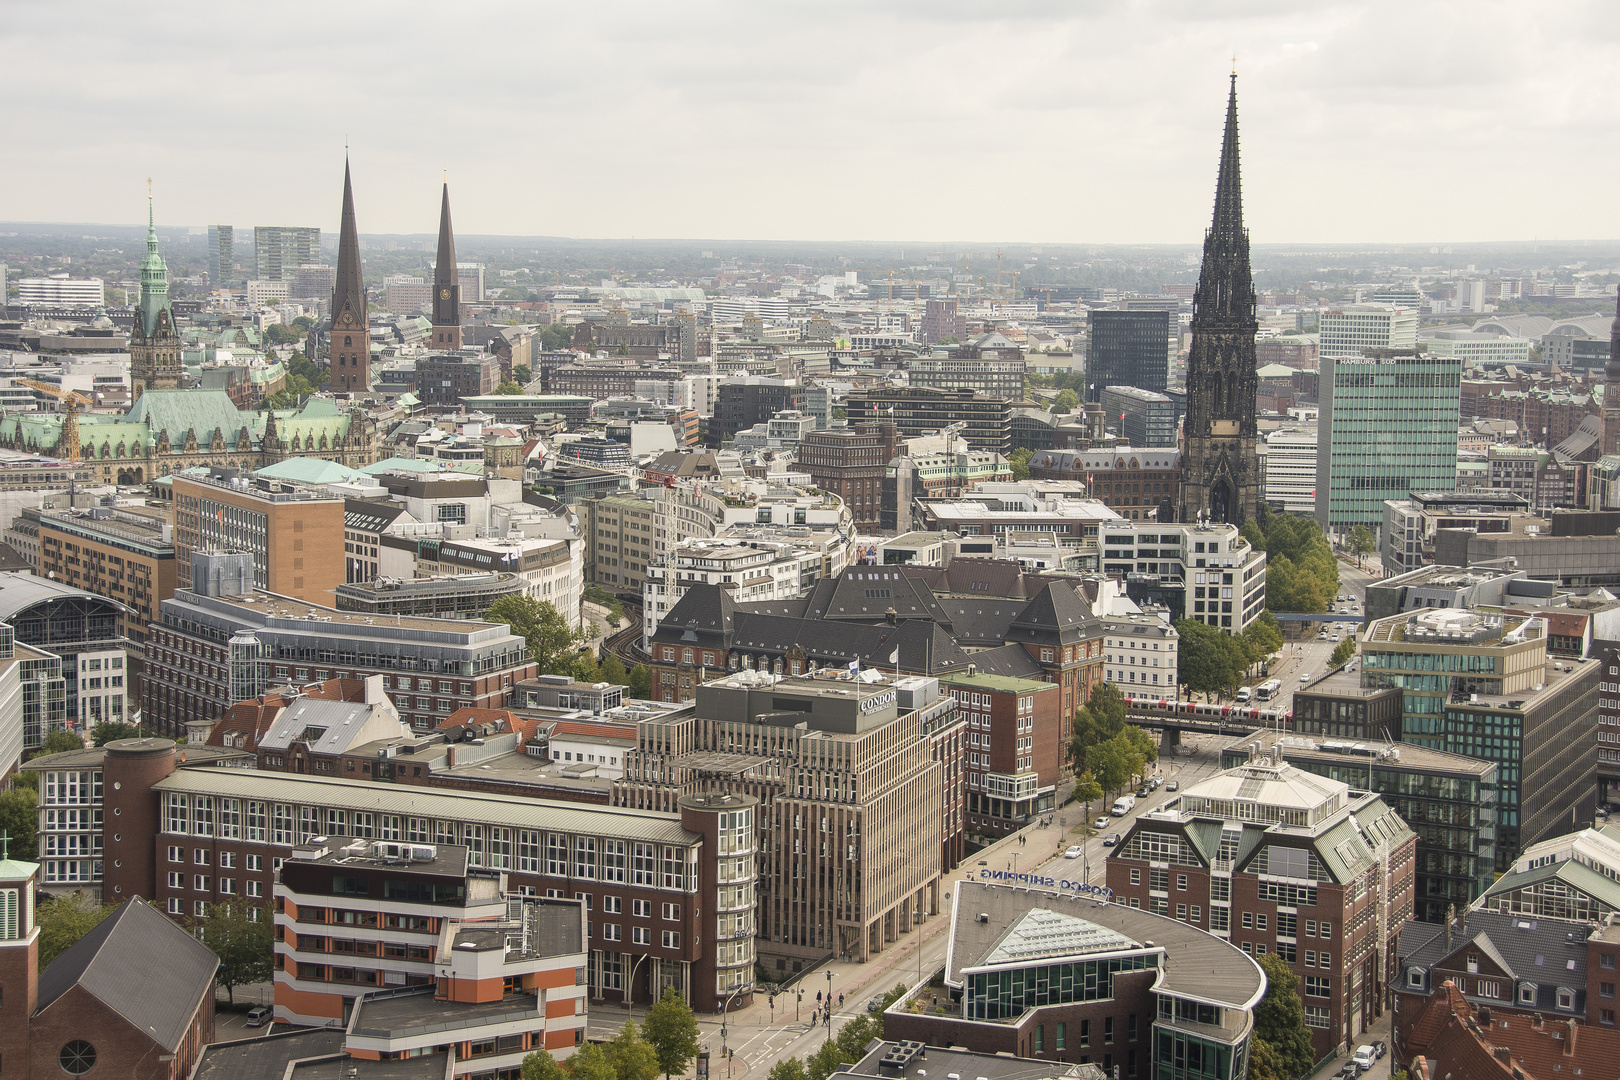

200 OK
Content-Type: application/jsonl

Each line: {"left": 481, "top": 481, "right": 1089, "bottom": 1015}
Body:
{"left": 329, "top": 158, "right": 369, "bottom": 395}
{"left": 1177, "top": 75, "right": 1261, "bottom": 527}
{"left": 1603, "top": 280, "right": 1620, "bottom": 457}
{"left": 431, "top": 181, "right": 462, "bottom": 351}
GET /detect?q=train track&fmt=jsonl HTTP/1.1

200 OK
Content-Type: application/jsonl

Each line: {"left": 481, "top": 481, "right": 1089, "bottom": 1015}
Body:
{"left": 602, "top": 604, "right": 651, "bottom": 670}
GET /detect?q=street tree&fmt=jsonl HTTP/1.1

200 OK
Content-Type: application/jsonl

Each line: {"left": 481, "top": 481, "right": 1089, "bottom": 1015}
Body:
{"left": 1330, "top": 637, "right": 1357, "bottom": 668}
{"left": 1072, "top": 770, "right": 1103, "bottom": 826}
{"left": 521, "top": 1050, "right": 568, "bottom": 1080}
{"left": 0, "top": 786, "right": 38, "bottom": 860}
{"left": 768, "top": 1060, "right": 806, "bottom": 1080}
{"left": 605, "top": 1021, "right": 661, "bottom": 1080}
{"left": 1348, "top": 524, "right": 1376, "bottom": 568}
{"left": 1252, "top": 953, "right": 1315, "bottom": 1080}
{"left": 569, "top": 1042, "right": 620, "bottom": 1080}
{"left": 486, "top": 595, "right": 591, "bottom": 675}
{"left": 642, "top": 988, "right": 700, "bottom": 1080}
{"left": 192, "top": 899, "right": 275, "bottom": 1004}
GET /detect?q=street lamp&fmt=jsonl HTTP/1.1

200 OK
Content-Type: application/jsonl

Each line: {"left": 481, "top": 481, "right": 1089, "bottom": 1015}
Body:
{"left": 719, "top": 984, "right": 747, "bottom": 1075}
{"left": 914, "top": 909, "right": 926, "bottom": 989}
{"left": 825, "top": 969, "right": 837, "bottom": 1028}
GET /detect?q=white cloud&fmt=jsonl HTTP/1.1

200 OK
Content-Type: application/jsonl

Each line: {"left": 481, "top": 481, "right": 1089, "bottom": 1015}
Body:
{"left": 2, "top": 0, "right": 1616, "bottom": 243}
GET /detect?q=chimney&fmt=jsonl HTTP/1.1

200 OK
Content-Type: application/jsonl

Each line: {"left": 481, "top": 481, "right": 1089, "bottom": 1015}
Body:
{"left": 1445, "top": 903, "right": 1455, "bottom": 953}
{"left": 1566, "top": 1019, "right": 1578, "bottom": 1056}
{"left": 886, "top": 607, "right": 898, "bottom": 626}
{"left": 1459, "top": 906, "right": 1467, "bottom": 934}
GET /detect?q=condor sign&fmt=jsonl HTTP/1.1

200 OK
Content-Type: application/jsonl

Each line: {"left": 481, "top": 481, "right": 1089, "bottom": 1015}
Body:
{"left": 977, "top": 868, "right": 1113, "bottom": 899}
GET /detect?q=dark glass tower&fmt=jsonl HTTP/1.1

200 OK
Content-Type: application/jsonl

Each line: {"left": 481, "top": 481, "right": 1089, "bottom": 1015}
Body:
{"left": 1178, "top": 76, "right": 1261, "bottom": 526}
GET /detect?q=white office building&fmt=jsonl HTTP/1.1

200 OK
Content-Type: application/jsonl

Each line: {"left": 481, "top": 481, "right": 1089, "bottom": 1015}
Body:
{"left": 1264, "top": 424, "right": 1319, "bottom": 515}
{"left": 1319, "top": 304, "right": 1419, "bottom": 359}
{"left": 1425, "top": 330, "right": 1533, "bottom": 367}
{"left": 16, "top": 277, "right": 105, "bottom": 307}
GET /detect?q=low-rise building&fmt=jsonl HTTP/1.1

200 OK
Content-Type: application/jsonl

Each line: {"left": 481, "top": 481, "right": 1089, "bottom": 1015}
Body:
{"left": 1099, "top": 612, "right": 1180, "bottom": 695}
{"left": 882, "top": 880, "right": 1265, "bottom": 1076}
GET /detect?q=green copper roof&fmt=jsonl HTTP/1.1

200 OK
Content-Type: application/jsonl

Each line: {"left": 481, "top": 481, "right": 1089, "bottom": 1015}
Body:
{"left": 255, "top": 457, "right": 368, "bottom": 485}
{"left": 136, "top": 199, "right": 172, "bottom": 338}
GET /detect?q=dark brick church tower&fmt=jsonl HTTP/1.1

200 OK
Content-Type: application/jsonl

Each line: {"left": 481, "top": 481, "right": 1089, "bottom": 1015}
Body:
{"left": 1178, "top": 76, "right": 1261, "bottom": 527}
{"left": 431, "top": 182, "right": 462, "bottom": 351}
{"left": 329, "top": 158, "right": 369, "bottom": 395}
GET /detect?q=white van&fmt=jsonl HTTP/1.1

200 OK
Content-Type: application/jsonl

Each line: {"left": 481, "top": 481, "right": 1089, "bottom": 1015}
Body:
{"left": 1111, "top": 795, "right": 1137, "bottom": 816}
{"left": 1235, "top": 686, "right": 1253, "bottom": 702}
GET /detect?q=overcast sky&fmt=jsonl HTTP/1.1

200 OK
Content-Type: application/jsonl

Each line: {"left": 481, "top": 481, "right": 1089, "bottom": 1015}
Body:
{"left": 5, "top": 1, "right": 1617, "bottom": 246}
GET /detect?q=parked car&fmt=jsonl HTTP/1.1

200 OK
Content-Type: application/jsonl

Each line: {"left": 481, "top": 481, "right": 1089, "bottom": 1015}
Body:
{"left": 1065, "top": 845, "right": 1084, "bottom": 859}
{"left": 1372, "top": 1040, "right": 1387, "bottom": 1059}
{"left": 245, "top": 1006, "right": 272, "bottom": 1028}
{"left": 1165, "top": 780, "right": 1179, "bottom": 792}
{"left": 1300, "top": 672, "right": 1312, "bottom": 682}
{"left": 1353, "top": 1045, "right": 1377, "bottom": 1072}
{"left": 1137, "top": 786, "right": 1150, "bottom": 798}
{"left": 1095, "top": 816, "right": 1110, "bottom": 830}
{"left": 1102, "top": 833, "right": 1120, "bottom": 847}
{"left": 868, "top": 997, "right": 885, "bottom": 1013}
{"left": 1337, "top": 1065, "right": 1359, "bottom": 1080}
{"left": 1148, "top": 776, "right": 1162, "bottom": 790}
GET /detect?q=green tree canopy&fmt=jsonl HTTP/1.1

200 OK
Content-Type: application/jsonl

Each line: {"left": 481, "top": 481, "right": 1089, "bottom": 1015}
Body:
{"left": 36, "top": 728, "right": 85, "bottom": 756}
{"left": 1256, "top": 514, "right": 1339, "bottom": 613}
{"left": 605, "top": 1021, "right": 661, "bottom": 1080}
{"left": 569, "top": 1042, "right": 620, "bottom": 1080}
{"left": 495, "top": 380, "right": 525, "bottom": 395}
{"left": 767, "top": 1059, "right": 807, "bottom": 1080}
{"left": 37, "top": 891, "right": 117, "bottom": 971}
{"left": 626, "top": 664, "right": 652, "bottom": 699}
{"left": 1252, "top": 953, "right": 1316, "bottom": 1080}
{"left": 1243, "top": 610, "right": 1284, "bottom": 660}
{"left": 486, "top": 595, "right": 591, "bottom": 675}
{"left": 1052, "top": 388, "right": 1079, "bottom": 414}
{"left": 192, "top": 899, "right": 275, "bottom": 1004}
{"left": 1072, "top": 770, "right": 1103, "bottom": 816}
{"left": 1175, "top": 618, "right": 1255, "bottom": 698}
{"left": 642, "top": 989, "right": 700, "bottom": 1080}
{"left": 90, "top": 721, "right": 142, "bottom": 746}
{"left": 0, "top": 786, "right": 38, "bottom": 860}
{"left": 513, "top": 365, "right": 533, "bottom": 385}
{"left": 1330, "top": 637, "right": 1357, "bottom": 668}
{"left": 521, "top": 1050, "right": 569, "bottom": 1080}
{"left": 1006, "top": 447, "right": 1034, "bottom": 482}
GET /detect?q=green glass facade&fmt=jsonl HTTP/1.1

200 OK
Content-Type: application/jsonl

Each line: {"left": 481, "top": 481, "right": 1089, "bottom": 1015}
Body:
{"left": 1315, "top": 352, "right": 1461, "bottom": 534}
{"left": 965, "top": 954, "right": 1154, "bottom": 1020}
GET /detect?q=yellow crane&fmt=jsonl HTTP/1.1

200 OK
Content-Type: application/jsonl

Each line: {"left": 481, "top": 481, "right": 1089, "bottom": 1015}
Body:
{"left": 19, "top": 379, "right": 92, "bottom": 462}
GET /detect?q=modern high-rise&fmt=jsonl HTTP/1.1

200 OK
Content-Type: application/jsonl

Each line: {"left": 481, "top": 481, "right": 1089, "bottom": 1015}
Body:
{"left": 1098, "top": 385, "right": 1178, "bottom": 447}
{"left": 1318, "top": 305, "right": 1419, "bottom": 359}
{"left": 1178, "top": 78, "right": 1261, "bottom": 527}
{"left": 845, "top": 386, "right": 1012, "bottom": 453}
{"left": 207, "top": 224, "right": 233, "bottom": 287}
{"left": 329, "top": 160, "right": 369, "bottom": 395}
{"left": 172, "top": 466, "right": 345, "bottom": 604}
{"left": 1315, "top": 350, "right": 1461, "bottom": 534}
{"left": 252, "top": 225, "right": 320, "bottom": 282}
{"left": 1088, "top": 310, "right": 1171, "bottom": 399}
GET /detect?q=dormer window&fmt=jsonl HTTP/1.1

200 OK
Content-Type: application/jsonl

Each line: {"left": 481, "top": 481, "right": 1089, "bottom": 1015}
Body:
{"left": 1519, "top": 983, "right": 1537, "bottom": 1004}
{"left": 1557, "top": 988, "right": 1575, "bottom": 1010}
{"left": 1407, "top": 969, "right": 1424, "bottom": 989}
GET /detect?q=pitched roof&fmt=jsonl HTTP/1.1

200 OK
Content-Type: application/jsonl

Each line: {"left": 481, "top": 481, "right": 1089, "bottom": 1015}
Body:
{"left": 1007, "top": 580, "right": 1101, "bottom": 647}
{"left": 1398, "top": 908, "right": 1591, "bottom": 1014}
{"left": 257, "top": 457, "right": 368, "bottom": 486}
{"left": 652, "top": 585, "right": 739, "bottom": 650}
{"left": 36, "top": 899, "right": 218, "bottom": 1052}
{"left": 966, "top": 643, "right": 1047, "bottom": 680}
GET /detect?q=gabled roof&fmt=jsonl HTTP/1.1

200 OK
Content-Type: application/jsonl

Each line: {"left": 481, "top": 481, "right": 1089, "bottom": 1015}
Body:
{"left": 1007, "top": 580, "right": 1101, "bottom": 647}
{"left": 966, "top": 643, "right": 1047, "bottom": 680}
{"left": 257, "top": 456, "right": 367, "bottom": 486}
{"left": 801, "top": 568, "right": 951, "bottom": 625}
{"left": 651, "top": 585, "right": 739, "bottom": 649}
{"left": 1398, "top": 909, "right": 1591, "bottom": 1014}
{"left": 36, "top": 899, "right": 218, "bottom": 1052}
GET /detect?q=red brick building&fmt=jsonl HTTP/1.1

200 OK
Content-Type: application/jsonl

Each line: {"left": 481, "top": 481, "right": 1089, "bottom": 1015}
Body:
{"left": 0, "top": 850, "right": 217, "bottom": 1080}
{"left": 1106, "top": 754, "right": 1417, "bottom": 1061}
{"left": 796, "top": 422, "right": 899, "bottom": 530}
{"left": 939, "top": 671, "right": 1061, "bottom": 838}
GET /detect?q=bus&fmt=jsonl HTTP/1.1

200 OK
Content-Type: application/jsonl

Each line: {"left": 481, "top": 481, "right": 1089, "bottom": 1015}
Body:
{"left": 1255, "top": 679, "right": 1283, "bottom": 701}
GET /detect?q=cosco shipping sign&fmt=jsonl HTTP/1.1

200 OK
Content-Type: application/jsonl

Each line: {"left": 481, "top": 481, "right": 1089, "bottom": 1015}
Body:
{"left": 978, "top": 868, "right": 1113, "bottom": 900}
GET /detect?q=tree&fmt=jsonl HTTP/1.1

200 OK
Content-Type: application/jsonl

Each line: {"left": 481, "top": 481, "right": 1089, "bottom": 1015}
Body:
{"left": 36, "top": 728, "right": 84, "bottom": 756}
{"left": 1244, "top": 610, "right": 1284, "bottom": 662}
{"left": 1348, "top": 524, "right": 1375, "bottom": 568}
{"left": 37, "top": 891, "right": 118, "bottom": 971}
{"left": 1257, "top": 514, "right": 1339, "bottom": 614}
{"left": 642, "top": 988, "right": 700, "bottom": 1080}
{"left": 1052, "top": 388, "right": 1079, "bottom": 415}
{"left": 0, "top": 786, "right": 38, "bottom": 860}
{"left": 626, "top": 664, "right": 652, "bottom": 699}
{"left": 1176, "top": 619, "right": 1248, "bottom": 698}
{"left": 486, "top": 595, "right": 591, "bottom": 675}
{"left": 513, "top": 365, "right": 533, "bottom": 385}
{"left": 495, "top": 380, "right": 525, "bottom": 395}
{"left": 90, "top": 721, "right": 141, "bottom": 746}
{"left": 1072, "top": 770, "right": 1103, "bottom": 826}
{"left": 569, "top": 1042, "right": 620, "bottom": 1080}
{"left": 1068, "top": 681, "right": 1127, "bottom": 767}
{"left": 605, "top": 1021, "right": 661, "bottom": 1080}
{"left": 1330, "top": 637, "right": 1356, "bottom": 668}
{"left": 767, "top": 1059, "right": 806, "bottom": 1080}
{"left": 805, "top": 1040, "right": 850, "bottom": 1080}
{"left": 1252, "top": 953, "right": 1316, "bottom": 1080}
{"left": 600, "top": 653, "right": 630, "bottom": 687}
{"left": 1006, "top": 447, "right": 1034, "bottom": 482}
{"left": 522, "top": 1050, "right": 569, "bottom": 1080}
{"left": 192, "top": 900, "right": 275, "bottom": 1004}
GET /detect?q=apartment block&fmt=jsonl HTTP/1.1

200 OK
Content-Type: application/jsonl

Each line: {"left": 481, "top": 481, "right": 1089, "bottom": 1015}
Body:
{"left": 582, "top": 494, "right": 659, "bottom": 596}
{"left": 172, "top": 466, "right": 345, "bottom": 605}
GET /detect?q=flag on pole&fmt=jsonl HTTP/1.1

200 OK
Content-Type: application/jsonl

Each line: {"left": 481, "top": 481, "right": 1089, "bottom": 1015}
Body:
{"left": 848, "top": 659, "right": 859, "bottom": 674}
{"left": 889, "top": 647, "right": 900, "bottom": 665}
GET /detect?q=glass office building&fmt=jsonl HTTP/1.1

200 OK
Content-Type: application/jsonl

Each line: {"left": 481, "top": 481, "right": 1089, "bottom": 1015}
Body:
{"left": 1315, "top": 351, "right": 1461, "bottom": 536}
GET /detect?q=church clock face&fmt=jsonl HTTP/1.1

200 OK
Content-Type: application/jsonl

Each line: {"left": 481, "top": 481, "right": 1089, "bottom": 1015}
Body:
{"left": 440, "top": 288, "right": 451, "bottom": 300}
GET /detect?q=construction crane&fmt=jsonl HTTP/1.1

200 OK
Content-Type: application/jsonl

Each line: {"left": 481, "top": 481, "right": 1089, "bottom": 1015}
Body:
{"left": 19, "top": 379, "right": 92, "bottom": 462}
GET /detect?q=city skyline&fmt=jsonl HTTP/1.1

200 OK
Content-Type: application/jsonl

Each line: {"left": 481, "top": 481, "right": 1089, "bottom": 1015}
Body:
{"left": 4, "top": 2, "right": 1619, "bottom": 244}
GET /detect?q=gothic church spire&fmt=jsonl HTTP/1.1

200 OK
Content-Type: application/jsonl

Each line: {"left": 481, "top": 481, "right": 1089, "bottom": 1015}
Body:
{"left": 431, "top": 181, "right": 462, "bottom": 350}
{"left": 330, "top": 157, "right": 370, "bottom": 394}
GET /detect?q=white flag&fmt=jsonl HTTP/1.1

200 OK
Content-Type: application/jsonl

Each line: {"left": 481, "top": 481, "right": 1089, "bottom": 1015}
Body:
{"left": 889, "top": 648, "right": 900, "bottom": 665}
